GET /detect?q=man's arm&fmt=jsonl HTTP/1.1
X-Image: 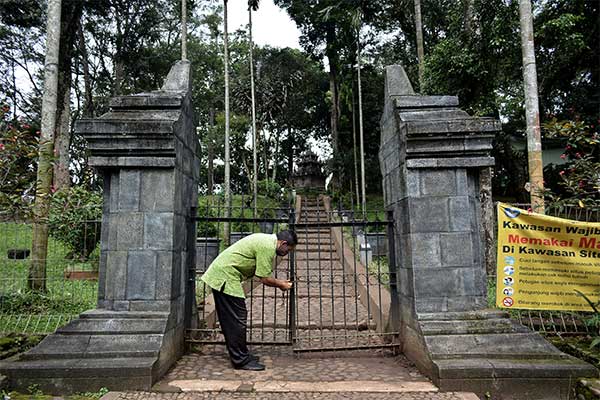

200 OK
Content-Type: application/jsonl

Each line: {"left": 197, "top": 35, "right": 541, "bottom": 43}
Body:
{"left": 259, "top": 276, "right": 293, "bottom": 291}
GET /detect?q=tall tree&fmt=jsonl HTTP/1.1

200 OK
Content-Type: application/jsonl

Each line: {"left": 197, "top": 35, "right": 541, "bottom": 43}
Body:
{"left": 181, "top": 0, "right": 188, "bottom": 60}
{"left": 53, "top": 1, "right": 84, "bottom": 189}
{"left": 248, "top": 0, "right": 259, "bottom": 214}
{"left": 414, "top": 0, "right": 425, "bottom": 89}
{"left": 223, "top": 0, "right": 231, "bottom": 241}
{"left": 29, "top": 0, "right": 62, "bottom": 291}
{"left": 519, "top": 0, "right": 544, "bottom": 212}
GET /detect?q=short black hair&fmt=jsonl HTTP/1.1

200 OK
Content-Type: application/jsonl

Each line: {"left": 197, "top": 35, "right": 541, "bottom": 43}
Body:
{"left": 277, "top": 230, "right": 298, "bottom": 246}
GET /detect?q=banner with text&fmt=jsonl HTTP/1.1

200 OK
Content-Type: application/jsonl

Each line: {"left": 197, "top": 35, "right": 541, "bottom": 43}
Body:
{"left": 496, "top": 203, "right": 600, "bottom": 311}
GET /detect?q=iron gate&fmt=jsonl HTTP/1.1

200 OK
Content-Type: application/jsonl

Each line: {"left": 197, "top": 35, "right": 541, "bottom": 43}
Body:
{"left": 186, "top": 196, "right": 400, "bottom": 352}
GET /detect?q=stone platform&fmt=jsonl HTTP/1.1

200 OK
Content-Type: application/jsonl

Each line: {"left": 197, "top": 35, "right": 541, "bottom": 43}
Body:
{"left": 100, "top": 347, "right": 478, "bottom": 400}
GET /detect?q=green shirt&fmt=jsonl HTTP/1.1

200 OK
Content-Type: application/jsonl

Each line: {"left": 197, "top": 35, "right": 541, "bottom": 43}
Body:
{"left": 200, "top": 233, "right": 277, "bottom": 298}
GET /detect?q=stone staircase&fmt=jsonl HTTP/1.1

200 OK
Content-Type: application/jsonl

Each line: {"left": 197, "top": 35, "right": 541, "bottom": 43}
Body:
{"left": 0, "top": 310, "right": 176, "bottom": 393}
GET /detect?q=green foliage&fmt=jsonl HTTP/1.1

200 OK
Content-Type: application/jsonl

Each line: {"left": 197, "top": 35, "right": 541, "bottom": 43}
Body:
{"left": 48, "top": 187, "right": 102, "bottom": 261}
{"left": 257, "top": 179, "right": 281, "bottom": 200}
{"left": 574, "top": 289, "right": 600, "bottom": 350}
{"left": 543, "top": 119, "right": 600, "bottom": 208}
{"left": 0, "top": 289, "right": 95, "bottom": 315}
{"left": 196, "top": 202, "right": 218, "bottom": 237}
{"left": 0, "top": 106, "right": 39, "bottom": 215}
{"left": 0, "top": 333, "right": 43, "bottom": 360}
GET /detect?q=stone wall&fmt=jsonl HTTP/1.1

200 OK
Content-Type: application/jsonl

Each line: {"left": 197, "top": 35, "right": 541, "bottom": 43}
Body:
{"left": 0, "top": 61, "right": 201, "bottom": 393}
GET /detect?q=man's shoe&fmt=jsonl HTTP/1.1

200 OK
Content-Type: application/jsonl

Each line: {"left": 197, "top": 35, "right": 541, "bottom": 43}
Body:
{"left": 250, "top": 354, "right": 260, "bottom": 362}
{"left": 235, "top": 360, "right": 265, "bottom": 371}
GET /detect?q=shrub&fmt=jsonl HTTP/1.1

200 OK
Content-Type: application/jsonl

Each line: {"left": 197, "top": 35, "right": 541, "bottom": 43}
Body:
{"left": 543, "top": 118, "right": 600, "bottom": 209}
{"left": 257, "top": 179, "right": 281, "bottom": 200}
{"left": 48, "top": 186, "right": 102, "bottom": 261}
{"left": 0, "top": 106, "right": 39, "bottom": 216}
{"left": 196, "top": 206, "right": 218, "bottom": 237}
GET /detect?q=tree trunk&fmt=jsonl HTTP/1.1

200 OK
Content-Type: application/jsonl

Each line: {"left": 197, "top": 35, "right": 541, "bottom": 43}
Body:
{"left": 414, "top": 0, "right": 425, "bottom": 90}
{"left": 181, "top": 0, "right": 187, "bottom": 61}
{"left": 30, "top": 0, "right": 62, "bottom": 291}
{"left": 271, "top": 135, "right": 280, "bottom": 183}
{"left": 262, "top": 128, "right": 269, "bottom": 183}
{"left": 223, "top": 0, "right": 231, "bottom": 243}
{"left": 78, "top": 23, "right": 93, "bottom": 117}
{"left": 357, "top": 32, "right": 366, "bottom": 215}
{"left": 326, "top": 25, "right": 340, "bottom": 184}
{"left": 287, "top": 128, "right": 294, "bottom": 184}
{"left": 519, "top": 0, "right": 544, "bottom": 213}
{"left": 352, "top": 85, "right": 359, "bottom": 210}
{"left": 249, "top": 7, "right": 258, "bottom": 215}
{"left": 480, "top": 167, "right": 496, "bottom": 276}
{"left": 462, "top": 0, "right": 474, "bottom": 36}
{"left": 52, "top": 1, "right": 82, "bottom": 190}
{"left": 53, "top": 87, "right": 71, "bottom": 188}
{"left": 207, "top": 107, "right": 215, "bottom": 196}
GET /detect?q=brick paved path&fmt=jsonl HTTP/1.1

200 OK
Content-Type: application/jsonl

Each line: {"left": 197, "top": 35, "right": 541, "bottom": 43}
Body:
{"left": 102, "top": 348, "right": 478, "bottom": 399}
{"left": 105, "top": 392, "right": 478, "bottom": 399}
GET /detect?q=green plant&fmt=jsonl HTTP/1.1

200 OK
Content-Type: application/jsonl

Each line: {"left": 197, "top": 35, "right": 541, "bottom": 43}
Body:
{"left": 74, "top": 387, "right": 109, "bottom": 399}
{"left": 257, "top": 179, "right": 281, "bottom": 200}
{"left": 47, "top": 187, "right": 102, "bottom": 261}
{"left": 196, "top": 207, "right": 218, "bottom": 237}
{"left": 27, "top": 384, "right": 42, "bottom": 396}
{"left": 575, "top": 289, "right": 600, "bottom": 350}
{"left": 543, "top": 118, "right": 600, "bottom": 209}
{"left": 232, "top": 221, "right": 253, "bottom": 233}
{"left": 0, "top": 107, "right": 39, "bottom": 216}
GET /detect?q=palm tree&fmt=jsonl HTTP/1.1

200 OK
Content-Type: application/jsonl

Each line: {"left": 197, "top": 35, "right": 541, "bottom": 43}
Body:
{"left": 248, "top": 0, "right": 260, "bottom": 216}
{"left": 519, "top": 0, "right": 544, "bottom": 213}
{"left": 223, "top": 0, "right": 231, "bottom": 243}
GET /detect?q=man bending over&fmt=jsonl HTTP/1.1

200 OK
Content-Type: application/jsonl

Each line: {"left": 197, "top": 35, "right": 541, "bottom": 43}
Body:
{"left": 200, "top": 230, "right": 297, "bottom": 371}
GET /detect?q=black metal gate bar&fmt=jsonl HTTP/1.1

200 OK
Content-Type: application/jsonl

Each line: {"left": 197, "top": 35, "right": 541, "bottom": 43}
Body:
{"left": 186, "top": 197, "right": 294, "bottom": 346}
{"left": 187, "top": 197, "right": 400, "bottom": 352}
{"left": 291, "top": 197, "right": 399, "bottom": 352}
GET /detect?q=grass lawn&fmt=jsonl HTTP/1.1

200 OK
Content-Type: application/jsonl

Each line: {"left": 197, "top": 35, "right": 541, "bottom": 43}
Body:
{"left": 0, "top": 222, "right": 98, "bottom": 334}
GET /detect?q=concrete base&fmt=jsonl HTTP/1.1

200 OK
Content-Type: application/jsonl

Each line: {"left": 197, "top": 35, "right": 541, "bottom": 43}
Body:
{"left": 0, "top": 310, "right": 183, "bottom": 394}
{"left": 404, "top": 310, "right": 598, "bottom": 400}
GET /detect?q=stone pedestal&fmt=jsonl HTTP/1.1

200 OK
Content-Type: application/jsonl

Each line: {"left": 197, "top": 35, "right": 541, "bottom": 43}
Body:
{"left": 379, "top": 65, "right": 597, "bottom": 399}
{"left": 0, "top": 61, "right": 200, "bottom": 393}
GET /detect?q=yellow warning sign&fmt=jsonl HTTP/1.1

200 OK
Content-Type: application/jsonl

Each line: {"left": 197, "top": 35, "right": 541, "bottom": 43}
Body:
{"left": 496, "top": 203, "right": 600, "bottom": 311}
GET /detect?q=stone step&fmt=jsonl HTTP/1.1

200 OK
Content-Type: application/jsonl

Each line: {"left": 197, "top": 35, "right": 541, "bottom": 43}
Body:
{"left": 20, "top": 334, "right": 162, "bottom": 360}
{"left": 247, "top": 321, "right": 376, "bottom": 330}
{"left": 295, "top": 246, "right": 336, "bottom": 253}
{"left": 420, "top": 319, "right": 530, "bottom": 336}
{"left": 433, "top": 356, "right": 598, "bottom": 380}
{"left": 294, "top": 262, "right": 345, "bottom": 271}
{"left": 298, "top": 208, "right": 327, "bottom": 213}
{"left": 0, "top": 357, "right": 156, "bottom": 391}
{"left": 418, "top": 310, "right": 510, "bottom": 321}
{"left": 167, "top": 379, "right": 441, "bottom": 394}
{"left": 296, "top": 236, "right": 334, "bottom": 243}
{"left": 57, "top": 318, "right": 167, "bottom": 335}
{"left": 296, "top": 239, "right": 334, "bottom": 244}
{"left": 425, "top": 332, "right": 564, "bottom": 359}
{"left": 295, "top": 252, "right": 339, "bottom": 261}
{"left": 255, "top": 290, "right": 357, "bottom": 298}
{"left": 79, "top": 310, "right": 170, "bottom": 320}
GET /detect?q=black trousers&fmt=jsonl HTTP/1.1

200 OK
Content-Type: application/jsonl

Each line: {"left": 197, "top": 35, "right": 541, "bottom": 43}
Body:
{"left": 213, "top": 289, "right": 250, "bottom": 367}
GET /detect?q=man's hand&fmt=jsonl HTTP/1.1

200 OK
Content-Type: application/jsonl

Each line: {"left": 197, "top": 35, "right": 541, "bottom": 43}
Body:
{"left": 259, "top": 277, "right": 293, "bottom": 291}
{"left": 278, "top": 280, "right": 293, "bottom": 291}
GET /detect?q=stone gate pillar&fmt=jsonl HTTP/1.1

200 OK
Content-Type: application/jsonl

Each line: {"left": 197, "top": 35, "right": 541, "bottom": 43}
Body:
{"left": 0, "top": 61, "right": 200, "bottom": 393}
{"left": 379, "top": 65, "right": 596, "bottom": 399}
